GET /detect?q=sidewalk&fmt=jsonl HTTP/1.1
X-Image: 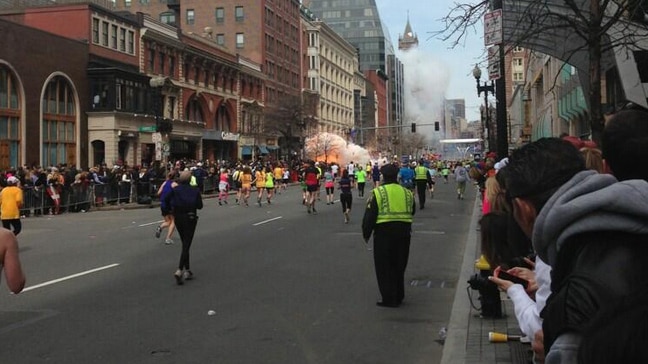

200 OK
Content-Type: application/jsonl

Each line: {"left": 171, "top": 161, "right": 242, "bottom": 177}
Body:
{"left": 441, "top": 198, "right": 533, "bottom": 364}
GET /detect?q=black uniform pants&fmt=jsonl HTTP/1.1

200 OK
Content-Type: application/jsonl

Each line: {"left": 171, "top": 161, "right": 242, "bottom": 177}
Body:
{"left": 415, "top": 180, "right": 427, "bottom": 208}
{"left": 373, "top": 223, "right": 411, "bottom": 305}
{"left": 175, "top": 212, "right": 198, "bottom": 270}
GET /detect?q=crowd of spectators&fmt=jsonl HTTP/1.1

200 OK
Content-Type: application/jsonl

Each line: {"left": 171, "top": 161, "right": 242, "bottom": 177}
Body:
{"left": 0, "top": 156, "right": 309, "bottom": 217}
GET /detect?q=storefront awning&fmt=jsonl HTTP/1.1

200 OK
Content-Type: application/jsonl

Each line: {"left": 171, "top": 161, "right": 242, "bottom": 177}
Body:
{"left": 259, "top": 146, "right": 269, "bottom": 155}
{"left": 242, "top": 146, "right": 252, "bottom": 155}
{"left": 267, "top": 145, "right": 279, "bottom": 151}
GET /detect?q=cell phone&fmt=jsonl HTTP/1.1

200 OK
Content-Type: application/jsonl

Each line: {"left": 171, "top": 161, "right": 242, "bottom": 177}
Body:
{"left": 496, "top": 270, "right": 529, "bottom": 289}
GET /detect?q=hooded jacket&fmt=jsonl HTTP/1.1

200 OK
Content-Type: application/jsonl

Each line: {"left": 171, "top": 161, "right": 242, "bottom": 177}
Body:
{"left": 531, "top": 170, "right": 648, "bottom": 363}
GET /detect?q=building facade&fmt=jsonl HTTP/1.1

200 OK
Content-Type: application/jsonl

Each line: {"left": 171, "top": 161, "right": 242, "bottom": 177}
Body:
{"left": 304, "top": 0, "right": 405, "bottom": 152}
{"left": 302, "top": 17, "right": 358, "bottom": 136}
{"left": 0, "top": 17, "right": 89, "bottom": 169}
{"left": 1, "top": 1, "right": 266, "bottom": 168}
{"left": 115, "top": 0, "right": 301, "bottom": 159}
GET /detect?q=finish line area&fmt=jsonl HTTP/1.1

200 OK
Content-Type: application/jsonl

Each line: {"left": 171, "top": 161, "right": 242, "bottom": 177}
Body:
{"left": 439, "top": 138, "right": 483, "bottom": 160}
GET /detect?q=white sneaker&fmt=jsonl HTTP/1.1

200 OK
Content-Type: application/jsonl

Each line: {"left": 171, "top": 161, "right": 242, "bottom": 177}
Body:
{"left": 165, "top": 238, "right": 174, "bottom": 245}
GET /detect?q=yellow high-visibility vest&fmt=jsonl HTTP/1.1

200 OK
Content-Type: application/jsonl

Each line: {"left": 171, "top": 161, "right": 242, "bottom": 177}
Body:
{"left": 414, "top": 166, "right": 428, "bottom": 180}
{"left": 373, "top": 184, "right": 414, "bottom": 224}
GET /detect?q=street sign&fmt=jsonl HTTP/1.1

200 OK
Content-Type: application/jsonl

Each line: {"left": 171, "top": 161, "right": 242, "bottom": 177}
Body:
{"left": 484, "top": 9, "right": 502, "bottom": 46}
{"left": 155, "top": 141, "right": 162, "bottom": 161}
{"left": 139, "top": 125, "right": 157, "bottom": 132}
{"left": 488, "top": 45, "right": 501, "bottom": 80}
{"left": 152, "top": 132, "right": 162, "bottom": 143}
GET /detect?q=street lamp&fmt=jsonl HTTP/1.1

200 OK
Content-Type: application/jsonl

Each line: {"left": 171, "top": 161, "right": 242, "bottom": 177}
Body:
{"left": 149, "top": 77, "right": 172, "bottom": 170}
{"left": 472, "top": 64, "right": 495, "bottom": 153}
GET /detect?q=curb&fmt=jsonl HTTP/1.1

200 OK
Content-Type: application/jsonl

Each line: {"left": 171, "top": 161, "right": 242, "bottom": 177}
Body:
{"left": 440, "top": 196, "right": 481, "bottom": 364}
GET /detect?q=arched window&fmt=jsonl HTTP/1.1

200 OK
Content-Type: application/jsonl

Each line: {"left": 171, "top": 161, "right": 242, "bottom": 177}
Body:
{"left": 0, "top": 66, "right": 21, "bottom": 169}
{"left": 42, "top": 75, "right": 76, "bottom": 167}
{"left": 185, "top": 96, "right": 203, "bottom": 123}
{"left": 216, "top": 103, "right": 230, "bottom": 132}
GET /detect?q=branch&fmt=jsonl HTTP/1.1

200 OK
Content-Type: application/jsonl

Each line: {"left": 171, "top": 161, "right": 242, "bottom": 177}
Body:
{"left": 431, "top": 1, "right": 489, "bottom": 48}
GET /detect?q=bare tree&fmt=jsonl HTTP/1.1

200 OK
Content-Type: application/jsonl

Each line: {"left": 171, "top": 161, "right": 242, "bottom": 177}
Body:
{"left": 263, "top": 93, "right": 318, "bottom": 159}
{"left": 307, "top": 133, "right": 342, "bottom": 163}
{"left": 437, "top": 0, "right": 648, "bottom": 144}
{"left": 401, "top": 132, "right": 428, "bottom": 157}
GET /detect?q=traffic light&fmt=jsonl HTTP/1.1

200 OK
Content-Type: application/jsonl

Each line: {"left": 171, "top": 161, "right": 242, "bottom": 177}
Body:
{"left": 411, "top": 123, "right": 416, "bottom": 133}
{"left": 434, "top": 121, "right": 440, "bottom": 131}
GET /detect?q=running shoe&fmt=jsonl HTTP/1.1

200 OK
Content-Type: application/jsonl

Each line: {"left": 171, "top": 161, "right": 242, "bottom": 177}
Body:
{"left": 174, "top": 270, "right": 184, "bottom": 285}
{"left": 155, "top": 226, "right": 162, "bottom": 238}
{"left": 165, "top": 238, "right": 174, "bottom": 245}
{"left": 183, "top": 270, "right": 194, "bottom": 281}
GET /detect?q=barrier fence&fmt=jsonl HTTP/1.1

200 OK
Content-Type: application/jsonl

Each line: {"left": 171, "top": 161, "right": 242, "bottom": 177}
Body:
{"left": 19, "top": 175, "right": 221, "bottom": 216}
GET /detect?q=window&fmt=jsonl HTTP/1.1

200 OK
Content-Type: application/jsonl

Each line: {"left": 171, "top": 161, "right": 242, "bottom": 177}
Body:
{"left": 160, "top": 11, "right": 176, "bottom": 25}
{"left": 111, "top": 24, "right": 118, "bottom": 49}
{"left": 115, "top": 83, "right": 122, "bottom": 110}
{"left": 119, "top": 28, "right": 126, "bottom": 51}
{"left": 186, "top": 9, "right": 195, "bottom": 25}
{"left": 0, "top": 67, "right": 21, "bottom": 168}
{"left": 215, "top": 7, "right": 224, "bottom": 23}
{"left": 148, "top": 48, "right": 156, "bottom": 72}
{"left": 92, "top": 18, "right": 99, "bottom": 43}
{"left": 513, "top": 58, "right": 523, "bottom": 67}
{"left": 127, "top": 31, "right": 134, "bottom": 54}
{"left": 159, "top": 53, "right": 166, "bottom": 74}
{"left": 513, "top": 46, "right": 524, "bottom": 53}
{"left": 513, "top": 72, "right": 524, "bottom": 81}
{"left": 124, "top": 0, "right": 131, "bottom": 6}
{"left": 101, "top": 21, "right": 109, "bottom": 46}
{"left": 236, "top": 33, "right": 245, "bottom": 48}
{"left": 42, "top": 76, "right": 76, "bottom": 167}
{"left": 169, "top": 56, "right": 175, "bottom": 77}
{"left": 235, "top": 6, "right": 244, "bottom": 22}
{"left": 216, "top": 34, "right": 225, "bottom": 46}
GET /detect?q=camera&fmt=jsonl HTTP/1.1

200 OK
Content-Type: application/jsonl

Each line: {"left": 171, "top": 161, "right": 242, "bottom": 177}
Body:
{"left": 467, "top": 271, "right": 502, "bottom": 318}
{"left": 467, "top": 273, "right": 494, "bottom": 291}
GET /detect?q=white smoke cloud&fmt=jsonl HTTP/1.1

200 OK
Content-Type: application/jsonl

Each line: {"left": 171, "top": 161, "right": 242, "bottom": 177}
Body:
{"left": 399, "top": 48, "right": 450, "bottom": 145}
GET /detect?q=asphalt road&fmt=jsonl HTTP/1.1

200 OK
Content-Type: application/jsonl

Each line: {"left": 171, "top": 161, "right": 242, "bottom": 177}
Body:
{"left": 0, "top": 178, "right": 476, "bottom": 364}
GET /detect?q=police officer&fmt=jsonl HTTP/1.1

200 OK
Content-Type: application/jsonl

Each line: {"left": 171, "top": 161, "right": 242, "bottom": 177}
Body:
{"left": 413, "top": 160, "right": 429, "bottom": 209}
{"left": 362, "top": 163, "right": 415, "bottom": 307}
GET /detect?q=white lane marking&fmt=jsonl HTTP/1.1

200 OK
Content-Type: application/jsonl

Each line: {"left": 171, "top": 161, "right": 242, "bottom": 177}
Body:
{"left": 22, "top": 264, "right": 120, "bottom": 293}
{"left": 139, "top": 220, "right": 163, "bottom": 227}
{"left": 253, "top": 216, "right": 283, "bottom": 226}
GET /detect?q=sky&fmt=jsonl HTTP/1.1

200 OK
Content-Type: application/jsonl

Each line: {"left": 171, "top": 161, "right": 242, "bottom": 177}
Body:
{"left": 375, "top": 0, "right": 486, "bottom": 123}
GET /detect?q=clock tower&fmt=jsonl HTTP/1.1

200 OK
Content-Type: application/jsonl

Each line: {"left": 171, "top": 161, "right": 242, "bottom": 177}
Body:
{"left": 398, "top": 12, "right": 419, "bottom": 51}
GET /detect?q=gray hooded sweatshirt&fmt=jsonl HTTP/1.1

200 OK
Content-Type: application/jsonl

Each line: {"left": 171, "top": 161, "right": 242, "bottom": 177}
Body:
{"left": 533, "top": 170, "right": 648, "bottom": 267}
{"left": 532, "top": 170, "right": 648, "bottom": 364}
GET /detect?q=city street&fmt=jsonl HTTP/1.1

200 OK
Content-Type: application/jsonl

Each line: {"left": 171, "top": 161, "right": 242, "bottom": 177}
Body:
{"left": 0, "top": 178, "right": 476, "bottom": 364}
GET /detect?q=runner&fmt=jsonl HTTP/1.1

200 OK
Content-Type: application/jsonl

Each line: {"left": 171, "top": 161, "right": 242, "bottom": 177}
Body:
{"left": 217, "top": 168, "right": 229, "bottom": 205}
{"left": 273, "top": 163, "right": 284, "bottom": 194}
{"left": 324, "top": 167, "right": 335, "bottom": 205}
{"left": 232, "top": 165, "right": 242, "bottom": 204}
{"left": 239, "top": 166, "right": 253, "bottom": 207}
{"left": 303, "top": 160, "right": 320, "bottom": 214}
{"left": 347, "top": 161, "right": 356, "bottom": 187}
{"left": 355, "top": 166, "right": 367, "bottom": 198}
{"left": 338, "top": 170, "right": 353, "bottom": 223}
{"left": 281, "top": 167, "right": 290, "bottom": 192}
{"left": 371, "top": 162, "right": 381, "bottom": 189}
{"left": 254, "top": 166, "right": 266, "bottom": 207}
{"left": 265, "top": 166, "right": 275, "bottom": 204}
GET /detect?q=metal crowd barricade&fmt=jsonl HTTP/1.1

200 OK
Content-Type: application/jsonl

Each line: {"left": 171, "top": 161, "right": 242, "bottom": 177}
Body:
{"left": 202, "top": 174, "right": 217, "bottom": 195}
